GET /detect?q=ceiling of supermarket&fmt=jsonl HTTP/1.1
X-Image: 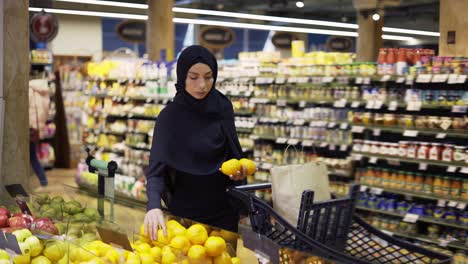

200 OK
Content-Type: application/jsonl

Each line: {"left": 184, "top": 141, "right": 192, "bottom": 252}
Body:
{"left": 29, "top": 0, "right": 440, "bottom": 32}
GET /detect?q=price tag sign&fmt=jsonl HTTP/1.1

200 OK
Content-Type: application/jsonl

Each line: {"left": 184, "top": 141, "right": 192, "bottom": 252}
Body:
{"left": 299, "top": 100, "right": 307, "bottom": 108}
{"left": 460, "top": 167, "right": 468, "bottom": 174}
{"left": 451, "top": 105, "right": 467, "bottom": 113}
{"left": 363, "top": 77, "right": 371, "bottom": 84}
{"left": 436, "top": 133, "right": 447, "bottom": 139}
{"left": 419, "top": 163, "right": 428, "bottom": 170}
{"left": 370, "top": 188, "right": 384, "bottom": 195}
{"left": 351, "top": 101, "right": 361, "bottom": 108}
{"left": 396, "top": 77, "right": 405, "bottom": 83}
{"left": 447, "top": 166, "right": 458, "bottom": 173}
{"left": 322, "top": 77, "right": 334, "bottom": 83}
{"left": 353, "top": 154, "right": 363, "bottom": 161}
{"left": 340, "top": 123, "right": 349, "bottom": 130}
{"left": 457, "top": 74, "right": 467, "bottom": 83}
{"left": 365, "top": 100, "right": 375, "bottom": 109}
{"left": 0, "top": 232, "right": 22, "bottom": 254}
{"left": 293, "top": 119, "right": 305, "bottom": 126}
{"left": 388, "top": 159, "right": 401, "bottom": 166}
{"left": 380, "top": 75, "right": 391, "bottom": 82}
{"left": 97, "top": 226, "right": 133, "bottom": 251}
{"left": 448, "top": 74, "right": 458, "bottom": 84}
{"left": 373, "top": 100, "right": 384, "bottom": 109}
{"left": 329, "top": 144, "right": 336, "bottom": 151}
{"left": 352, "top": 126, "right": 365, "bottom": 133}
{"left": 457, "top": 203, "right": 466, "bottom": 210}
{"left": 447, "top": 201, "right": 458, "bottom": 207}
{"left": 277, "top": 99, "right": 287, "bottom": 107}
{"left": 333, "top": 99, "right": 347, "bottom": 108}
{"left": 416, "top": 74, "right": 432, "bottom": 83}
{"left": 340, "top": 145, "right": 348, "bottom": 151}
{"left": 360, "top": 185, "right": 368, "bottom": 192}
{"left": 355, "top": 77, "right": 363, "bottom": 84}
{"left": 369, "top": 157, "right": 378, "bottom": 164}
{"left": 373, "top": 129, "right": 381, "bottom": 136}
{"left": 403, "top": 130, "right": 418, "bottom": 137}
{"left": 338, "top": 77, "right": 349, "bottom": 84}
{"left": 328, "top": 122, "right": 336, "bottom": 128}
{"left": 438, "top": 200, "right": 447, "bottom": 207}
{"left": 275, "top": 77, "right": 286, "bottom": 84}
{"left": 406, "top": 101, "right": 422, "bottom": 111}
{"left": 320, "top": 142, "right": 328, "bottom": 148}
{"left": 439, "top": 240, "right": 449, "bottom": 247}
{"left": 302, "top": 140, "right": 314, "bottom": 147}
{"left": 403, "top": 213, "right": 420, "bottom": 223}
{"left": 388, "top": 101, "right": 398, "bottom": 111}
{"left": 287, "top": 139, "right": 300, "bottom": 145}
{"left": 276, "top": 138, "right": 288, "bottom": 144}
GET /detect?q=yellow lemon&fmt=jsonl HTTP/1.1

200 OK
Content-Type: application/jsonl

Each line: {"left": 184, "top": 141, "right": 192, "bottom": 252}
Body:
{"left": 150, "top": 246, "right": 162, "bottom": 262}
{"left": 135, "top": 243, "right": 152, "bottom": 254}
{"left": 170, "top": 236, "right": 191, "bottom": 254}
{"left": 161, "top": 251, "right": 177, "bottom": 264}
{"left": 239, "top": 159, "right": 256, "bottom": 175}
{"left": 231, "top": 257, "right": 240, "bottom": 264}
{"left": 187, "top": 245, "right": 206, "bottom": 263}
{"left": 162, "top": 246, "right": 173, "bottom": 254}
{"left": 213, "top": 252, "right": 232, "bottom": 264}
{"left": 186, "top": 224, "right": 208, "bottom": 245}
{"left": 139, "top": 253, "right": 154, "bottom": 264}
{"left": 157, "top": 229, "right": 174, "bottom": 245}
{"left": 221, "top": 159, "right": 241, "bottom": 176}
{"left": 126, "top": 252, "right": 140, "bottom": 264}
{"left": 204, "top": 237, "right": 226, "bottom": 257}
{"left": 167, "top": 220, "right": 183, "bottom": 230}
{"left": 104, "top": 249, "right": 120, "bottom": 264}
{"left": 171, "top": 225, "right": 187, "bottom": 237}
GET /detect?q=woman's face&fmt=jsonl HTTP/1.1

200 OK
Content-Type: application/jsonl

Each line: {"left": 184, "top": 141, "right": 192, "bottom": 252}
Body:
{"left": 185, "top": 63, "right": 214, "bottom": 99}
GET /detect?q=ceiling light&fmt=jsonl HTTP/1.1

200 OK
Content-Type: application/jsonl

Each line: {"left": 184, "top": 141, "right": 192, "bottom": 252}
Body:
{"left": 52, "top": 0, "right": 439, "bottom": 37}
{"left": 28, "top": 7, "right": 146, "bottom": 20}
{"left": 372, "top": 13, "right": 380, "bottom": 21}
{"left": 296, "top": 1, "right": 304, "bottom": 8}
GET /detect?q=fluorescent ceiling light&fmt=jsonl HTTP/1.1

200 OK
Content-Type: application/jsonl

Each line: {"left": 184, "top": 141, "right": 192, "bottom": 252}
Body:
{"left": 296, "top": 1, "right": 305, "bottom": 8}
{"left": 372, "top": 13, "right": 380, "bottom": 21}
{"left": 28, "top": 7, "right": 414, "bottom": 41}
{"left": 52, "top": 0, "right": 439, "bottom": 37}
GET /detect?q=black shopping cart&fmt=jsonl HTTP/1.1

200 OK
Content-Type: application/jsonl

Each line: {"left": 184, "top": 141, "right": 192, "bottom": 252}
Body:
{"left": 227, "top": 183, "right": 452, "bottom": 264}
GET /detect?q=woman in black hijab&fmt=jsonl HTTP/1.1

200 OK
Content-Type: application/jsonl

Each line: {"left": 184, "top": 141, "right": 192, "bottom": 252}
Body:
{"left": 144, "top": 45, "right": 247, "bottom": 240}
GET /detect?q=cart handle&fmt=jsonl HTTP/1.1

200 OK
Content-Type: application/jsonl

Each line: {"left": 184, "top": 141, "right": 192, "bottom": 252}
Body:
{"left": 233, "top": 183, "right": 271, "bottom": 192}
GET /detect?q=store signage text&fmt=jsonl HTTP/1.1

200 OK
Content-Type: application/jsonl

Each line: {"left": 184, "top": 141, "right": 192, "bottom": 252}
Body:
{"left": 199, "top": 26, "right": 235, "bottom": 49}
{"left": 272, "top": 32, "right": 299, "bottom": 49}
{"left": 116, "top": 20, "right": 146, "bottom": 43}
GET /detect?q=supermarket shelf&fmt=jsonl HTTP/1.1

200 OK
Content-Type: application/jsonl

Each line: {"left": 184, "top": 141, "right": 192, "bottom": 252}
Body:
{"left": 126, "top": 144, "right": 151, "bottom": 151}
{"left": 236, "top": 127, "right": 254, "bottom": 133}
{"left": 328, "top": 168, "right": 353, "bottom": 178}
{"left": 356, "top": 206, "right": 468, "bottom": 230}
{"left": 84, "top": 93, "right": 171, "bottom": 102}
{"left": 85, "top": 144, "right": 125, "bottom": 155}
{"left": 352, "top": 151, "right": 467, "bottom": 168}
{"left": 86, "top": 129, "right": 125, "bottom": 136}
{"left": 379, "top": 228, "right": 467, "bottom": 251}
{"left": 252, "top": 134, "right": 350, "bottom": 148}
{"left": 360, "top": 184, "right": 468, "bottom": 203}
{"left": 351, "top": 124, "right": 468, "bottom": 138}
{"left": 235, "top": 110, "right": 255, "bottom": 116}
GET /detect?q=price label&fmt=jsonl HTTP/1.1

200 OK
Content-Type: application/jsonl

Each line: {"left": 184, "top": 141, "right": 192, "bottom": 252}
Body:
{"left": 340, "top": 145, "right": 348, "bottom": 151}
{"left": 406, "top": 101, "right": 422, "bottom": 111}
{"left": 248, "top": 134, "right": 259, "bottom": 140}
{"left": 405, "top": 76, "right": 415, "bottom": 85}
{"left": 403, "top": 130, "right": 418, "bottom": 137}
{"left": 457, "top": 74, "right": 467, "bottom": 83}
{"left": 302, "top": 140, "right": 314, "bottom": 147}
{"left": 403, "top": 213, "right": 420, "bottom": 223}
{"left": 370, "top": 188, "right": 384, "bottom": 195}
{"left": 277, "top": 99, "right": 287, "bottom": 107}
{"left": 299, "top": 100, "right": 307, "bottom": 108}
{"left": 380, "top": 75, "right": 391, "bottom": 82}
{"left": 440, "top": 119, "right": 452, "bottom": 130}
{"left": 328, "top": 122, "right": 336, "bottom": 128}
{"left": 353, "top": 154, "right": 363, "bottom": 161}
{"left": 329, "top": 144, "right": 336, "bottom": 151}
{"left": 351, "top": 101, "right": 361, "bottom": 108}
{"left": 338, "top": 77, "right": 349, "bottom": 84}
{"left": 447, "top": 166, "right": 458, "bottom": 173}
{"left": 352, "top": 126, "right": 365, "bottom": 133}
{"left": 447, "top": 201, "right": 458, "bottom": 207}
{"left": 287, "top": 139, "right": 300, "bottom": 145}
{"left": 460, "top": 167, "right": 468, "bottom": 174}
{"left": 333, "top": 99, "right": 347, "bottom": 108}
{"left": 373, "top": 129, "right": 381, "bottom": 136}
{"left": 374, "top": 100, "right": 384, "bottom": 109}
{"left": 369, "top": 157, "right": 378, "bottom": 164}
{"left": 322, "top": 77, "right": 334, "bottom": 83}
{"left": 360, "top": 185, "right": 368, "bottom": 192}
{"left": 97, "top": 226, "right": 133, "bottom": 251}
{"left": 355, "top": 77, "right": 363, "bottom": 84}
{"left": 419, "top": 163, "right": 428, "bottom": 170}
{"left": 365, "top": 100, "right": 375, "bottom": 109}
{"left": 320, "top": 142, "right": 328, "bottom": 148}
{"left": 436, "top": 133, "right": 447, "bottom": 139}
{"left": 276, "top": 138, "right": 288, "bottom": 144}
{"left": 388, "top": 101, "right": 398, "bottom": 111}
{"left": 340, "top": 123, "right": 349, "bottom": 130}
{"left": 275, "top": 77, "right": 286, "bottom": 84}
{"left": 388, "top": 159, "right": 400, "bottom": 166}
{"left": 438, "top": 200, "right": 447, "bottom": 207}
{"left": 451, "top": 105, "right": 467, "bottom": 113}
{"left": 439, "top": 240, "right": 449, "bottom": 247}
{"left": 293, "top": 119, "right": 305, "bottom": 126}
{"left": 457, "top": 203, "right": 466, "bottom": 210}
{"left": 298, "top": 77, "right": 309, "bottom": 83}
{"left": 434, "top": 74, "right": 448, "bottom": 83}
{"left": 363, "top": 77, "right": 371, "bottom": 84}
{"left": 448, "top": 74, "right": 458, "bottom": 84}
{"left": 416, "top": 74, "right": 432, "bottom": 83}
{"left": 396, "top": 77, "right": 405, "bottom": 83}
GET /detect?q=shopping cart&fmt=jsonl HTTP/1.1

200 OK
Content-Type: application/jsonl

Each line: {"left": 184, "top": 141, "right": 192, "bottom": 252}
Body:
{"left": 227, "top": 183, "right": 452, "bottom": 264}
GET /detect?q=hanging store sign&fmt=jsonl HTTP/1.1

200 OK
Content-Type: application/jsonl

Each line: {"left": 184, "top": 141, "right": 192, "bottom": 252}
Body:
{"left": 199, "top": 26, "right": 235, "bottom": 49}
{"left": 272, "top": 32, "right": 299, "bottom": 49}
{"left": 116, "top": 20, "right": 146, "bottom": 43}
{"left": 30, "top": 11, "right": 59, "bottom": 42}
{"left": 326, "top": 36, "right": 353, "bottom": 52}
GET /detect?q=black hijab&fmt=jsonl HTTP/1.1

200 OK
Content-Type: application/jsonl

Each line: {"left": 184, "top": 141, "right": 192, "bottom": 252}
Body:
{"left": 148, "top": 45, "right": 243, "bottom": 175}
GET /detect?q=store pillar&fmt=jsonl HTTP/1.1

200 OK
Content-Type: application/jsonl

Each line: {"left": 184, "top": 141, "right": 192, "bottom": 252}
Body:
{"left": 0, "top": 1, "right": 30, "bottom": 188}
{"left": 439, "top": 0, "right": 468, "bottom": 56}
{"left": 147, "top": 0, "right": 175, "bottom": 61}
{"left": 356, "top": 10, "right": 383, "bottom": 62}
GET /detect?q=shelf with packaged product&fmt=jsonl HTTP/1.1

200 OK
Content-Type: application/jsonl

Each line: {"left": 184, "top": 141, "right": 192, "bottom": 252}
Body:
{"left": 351, "top": 124, "right": 468, "bottom": 139}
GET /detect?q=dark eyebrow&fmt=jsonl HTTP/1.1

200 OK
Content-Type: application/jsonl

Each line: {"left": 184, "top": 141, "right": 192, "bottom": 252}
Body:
{"left": 188, "top": 71, "right": 212, "bottom": 76}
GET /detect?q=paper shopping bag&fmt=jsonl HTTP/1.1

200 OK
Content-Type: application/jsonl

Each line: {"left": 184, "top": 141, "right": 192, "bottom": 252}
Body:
{"left": 271, "top": 161, "right": 331, "bottom": 226}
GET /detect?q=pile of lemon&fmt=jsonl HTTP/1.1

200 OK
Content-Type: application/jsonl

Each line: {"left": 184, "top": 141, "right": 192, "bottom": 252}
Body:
{"left": 135, "top": 220, "right": 240, "bottom": 264}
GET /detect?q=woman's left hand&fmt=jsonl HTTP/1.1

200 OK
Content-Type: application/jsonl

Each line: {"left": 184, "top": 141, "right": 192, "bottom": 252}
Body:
{"left": 220, "top": 166, "right": 248, "bottom": 181}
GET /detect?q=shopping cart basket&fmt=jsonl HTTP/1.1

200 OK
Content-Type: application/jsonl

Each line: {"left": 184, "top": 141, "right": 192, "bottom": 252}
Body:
{"left": 228, "top": 183, "right": 452, "bottom": 264}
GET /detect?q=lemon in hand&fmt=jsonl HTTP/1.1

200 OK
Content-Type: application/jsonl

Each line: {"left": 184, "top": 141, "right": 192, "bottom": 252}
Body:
{"left": 239, "top": 158, "right": 256, "bottom": 175}
{"left": 221, "top": 159, "right": 241, "bottom": 176}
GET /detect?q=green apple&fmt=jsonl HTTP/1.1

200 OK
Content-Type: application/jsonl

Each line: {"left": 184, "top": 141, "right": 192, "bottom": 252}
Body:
{"left": 13, "top": 242, "right": 31, "bottom": 264}
{"left": 25, "top": 236, "right": 43, "bottom": 257}
{"left": 0, "top": 249, "right": 10, "bottom": 260}
{"left": 31, "top": 256, "right": 51, "bottom": 264}
{"left": 12, "top": 229, "right": 33, "bottom": 242}
{"left": 43, "top": 241, "right": 66, "bottom": 262}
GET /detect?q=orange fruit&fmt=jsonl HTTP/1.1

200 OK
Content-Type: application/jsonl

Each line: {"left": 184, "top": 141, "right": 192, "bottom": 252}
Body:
{"left": 186, "top": 224, "right": 208, "bottom": 245}
{"left": 204, "top": 237, "right": 226, "bottom": 257}
{"left": 221, "top": 159, "right": 241, "bottom": 176}
{"left": 239, "top": 159, "right": 256, "bottom": 175}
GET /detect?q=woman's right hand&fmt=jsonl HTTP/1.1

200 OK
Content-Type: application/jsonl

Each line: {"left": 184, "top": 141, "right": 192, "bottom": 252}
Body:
{"left": 144, "top": 208, "right": 167, "bottom": 241}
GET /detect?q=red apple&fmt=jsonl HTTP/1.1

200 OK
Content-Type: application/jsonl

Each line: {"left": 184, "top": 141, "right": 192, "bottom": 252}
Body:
{"left": 8, "top": 216, "right": 32, "bottom": 229}
{"left": 33, "top": 218, "right": 58, "bottom": 235}
{"left": 0, "top": 214, "right": 8, "bottom": 228}
{"left": 0, "top": 207, "right": 10, "bottom": 218}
